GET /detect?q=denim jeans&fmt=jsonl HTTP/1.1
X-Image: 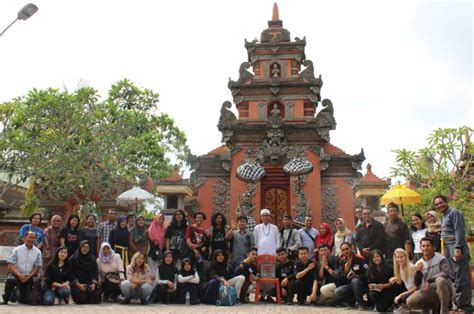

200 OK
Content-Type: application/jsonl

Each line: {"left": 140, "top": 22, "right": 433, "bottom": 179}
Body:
{"left": 120, "top": 280, "right": 153, "bottom": 301}
{"left": 43, "top": 288, "right": 71, "bottom": 305}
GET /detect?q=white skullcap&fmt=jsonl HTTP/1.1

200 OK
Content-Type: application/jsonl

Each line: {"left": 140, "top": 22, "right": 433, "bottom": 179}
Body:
{"left": 260, "top": 208, "right": 271, "bottom": 216}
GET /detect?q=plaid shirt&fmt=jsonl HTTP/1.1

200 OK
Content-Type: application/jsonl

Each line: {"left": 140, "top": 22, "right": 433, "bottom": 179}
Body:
{"left": 97, "top": 221, "right": 116, "bottom": 245}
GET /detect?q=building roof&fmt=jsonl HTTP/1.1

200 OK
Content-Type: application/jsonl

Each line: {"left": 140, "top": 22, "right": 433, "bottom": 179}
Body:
{"left": 360, "top": 163, "right": 386, "bottom": 184}
{"left": 160, "top": 165, "right": 183, "bottom": 183}
{"left": 322, "top": 143, "right": 349, "bottom": 156}
{"left": 205, "top": 145, "right": 229, "bottom": 156}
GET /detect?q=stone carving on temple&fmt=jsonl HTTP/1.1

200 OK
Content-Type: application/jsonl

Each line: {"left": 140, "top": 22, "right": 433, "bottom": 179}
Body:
{"left": 212, "top": 178, "right": 230, "bottom": 216}
{"left": 217, "top": 101, "right": 237, "bottom": 146}
{"left": 263, "top": 105, "right": 288, "bottom": 164}
{"left": 321, "top": 177, "right": 340, "bottom": 226}
{"left": 315, "top": 99, "right": 336, "bottom": 141}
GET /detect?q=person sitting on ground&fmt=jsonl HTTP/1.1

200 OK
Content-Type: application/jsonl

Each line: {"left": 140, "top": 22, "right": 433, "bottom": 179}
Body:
{"left": 389, "top": 248, "right": 417, "bottom": 312}
{"left": 152, "top": 251, "right": 177, "bottom": 304}
{"left": 201, "top": 249, "right": 245, "bottom": 305}
{"left": 294, "top": 246, "right": 318, "bottom": 305}
{"left": 334, "top": 242, "right": 370, "bottom": 310}
{"left": 177, "top": 258, "right": 200, "bottom": 304}
{"left": 96, "top": 242, "right": 125, "bottom": 302}
{"left": 366, "top": 249, "right": 396, "bottom": 312}
{"left": 18, "top": 213, "right": 44, "bottom": 249}
{"left": 2, "top": 231, "right": 42, "bottom": 305}
{"left": 120, "top": 251, "right": 153, "bottom": 305}
{"left": 275, "top": 247, "right": 295, "bottom": 305}
{"left": 43, "top": 246, "right": 73, "bottom": 305}
{"left": 69, "top": 240, "right": 101, "bottom": 304}
{"left": 229, "top": 215, "right": 255, "bottom": 268}
{"left": 406, "top": 237, "right": 453, "bottom": 313}
{"left": 315, "top": 243, "right": 340, "bottom": 305}
{"left": 234, "top": 247, "right": 257, "bottom": 303}
{"left": 279, "top": 215, "right": 302, "bottom": 260}
{"left": 185, "top": 211, "right": 208, "bottom": 264}
{"left": 60, "top": 214, "right": 81, "bottom": 257}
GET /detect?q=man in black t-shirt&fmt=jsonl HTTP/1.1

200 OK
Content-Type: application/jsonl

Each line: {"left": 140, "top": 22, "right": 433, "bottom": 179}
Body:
{"left": 275, "top": 247, "right": 295, "bottom": 304}
{"left": 334, "top": 242, "right": 370, "bottom": 309}
{"left": 294, "top": 246, "right": 318, "bottom": 305}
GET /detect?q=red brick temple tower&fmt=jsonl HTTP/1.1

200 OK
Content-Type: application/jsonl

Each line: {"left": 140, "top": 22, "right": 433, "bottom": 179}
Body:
{"left": 189, "top": 4, "right": 365, "bottom": 229}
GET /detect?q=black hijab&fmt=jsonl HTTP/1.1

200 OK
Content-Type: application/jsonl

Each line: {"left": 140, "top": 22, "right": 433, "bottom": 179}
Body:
{"left": 210, "top": 249, "right": 229, "bottom": 279}
{"left": 158, "top": 251, "right": 178, "bottom": 282}
{"left": 179, "top": 258, "right": 195, "bottom": 277}
{"left": 70, "top": 240, "right": 96, "bottom": 271}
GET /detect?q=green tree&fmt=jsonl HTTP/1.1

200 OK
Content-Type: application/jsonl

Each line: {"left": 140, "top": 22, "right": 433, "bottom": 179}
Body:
{"left": 0, "top": 79, "right": 189, "bottom": 212}
{"left": 391, "top": 126, "right": 474, "bottom": 226}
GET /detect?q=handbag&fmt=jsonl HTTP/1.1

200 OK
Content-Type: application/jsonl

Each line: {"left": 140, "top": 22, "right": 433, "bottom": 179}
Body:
{"left": 217, "top": 284, "right": 237, "bottom": 306}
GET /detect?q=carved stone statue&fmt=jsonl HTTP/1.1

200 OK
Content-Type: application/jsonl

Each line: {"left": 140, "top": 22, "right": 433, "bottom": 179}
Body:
{"left": 217, "top": 101, "right": 237, "bottom": 145}
{"left": 271, "top": 63, "right": 280, "bottom": 78}
{"left": 294, "top": 192, "right": 309, "bottom": 223}
{"left": 315, "top": 99, "right": 336, "bottom": 141}
{"left": 237, "top": 191, "right": 255, "bottom": 216}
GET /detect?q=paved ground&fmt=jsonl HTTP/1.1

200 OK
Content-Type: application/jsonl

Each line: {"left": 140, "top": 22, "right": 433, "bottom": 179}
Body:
{"left": 0, "top": 282, "right": 372, "bottom": 313}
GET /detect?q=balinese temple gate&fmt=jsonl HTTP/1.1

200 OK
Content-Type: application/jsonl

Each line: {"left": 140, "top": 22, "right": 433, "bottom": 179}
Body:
{"left": 188, "top": 4, "right": 365, "bottom": 230}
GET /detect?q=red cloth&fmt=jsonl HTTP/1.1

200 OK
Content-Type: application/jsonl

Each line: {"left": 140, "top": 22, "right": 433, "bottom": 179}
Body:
{"left": 315, "top": 223, "right": 334, "bottom": 249}
{"left": 147, "top": 213, "right": 166, "bottom": 249}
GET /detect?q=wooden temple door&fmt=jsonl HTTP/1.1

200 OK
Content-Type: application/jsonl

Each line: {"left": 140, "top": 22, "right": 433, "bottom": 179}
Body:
{"left": 260, "top": 166, "right": 290, "bottom": 227}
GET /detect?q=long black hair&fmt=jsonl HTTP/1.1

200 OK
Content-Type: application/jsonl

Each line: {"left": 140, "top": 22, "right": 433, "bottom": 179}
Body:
{"left": 47, "top": 246, "right": 69, "bottom": 268}
{"left": 66, "top": 214, "right": 81, "bottom": 231}
{"left": 211, "top": 212, "right": 227, "bottom": 229}
{"left": 366, "top": 249, "right": 389, "bottom": 282}
{"left": 411, "top": 213, "right": 427, "bottom": 231}
{"left": 169, "top": 209, "right": 187, "bottom": 229}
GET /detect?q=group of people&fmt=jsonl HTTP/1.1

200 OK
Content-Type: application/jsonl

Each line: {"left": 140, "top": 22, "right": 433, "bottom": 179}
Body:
{"left": 2, "top": 195, "right": 472, "bottom": 313}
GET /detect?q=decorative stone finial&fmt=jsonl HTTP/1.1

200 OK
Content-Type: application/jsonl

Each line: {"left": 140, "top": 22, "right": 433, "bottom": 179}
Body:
{"left": 272, "top": 3, "right": 280, "bottom": 21}
{"left": 366, "top": 163, "right": 372, "bottom": 172}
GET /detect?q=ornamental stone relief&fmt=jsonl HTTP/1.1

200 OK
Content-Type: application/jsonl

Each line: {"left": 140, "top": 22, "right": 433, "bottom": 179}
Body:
{"left": 212, "top": 178, "right": 230, "bottom": 216}
{"left": 321, "top": 177, "right": 340, "bottom": 225}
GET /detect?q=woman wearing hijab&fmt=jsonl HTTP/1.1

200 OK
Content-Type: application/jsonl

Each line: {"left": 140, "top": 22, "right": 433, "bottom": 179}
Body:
{"left": 333, "top": 218, "right": 352, "bottom": 256}
{"left": 69, "top": 240, "right": 101, "bottom": 304}
{"left": 96, "top": 242, "right": 125, "bottom": 302}
{"left": 201, "top": 249, "right": 245, "bottom": 305}
{"left": 425, "top": 210, "right": 442, "bottom": 252}
{"left": 148, "top": 213, "right": 166, "bottom": 273}
{"left": 315, "top": 223, "right": 334, "bottom": 253}
{"left": 129, "top": 215, "right": 149, "bottom": 256}
{"left": 152, "top": 251, "right": 178, "bottom": 304}
{"left": 43, "top": 215, "right": 63, "bottom": 269}
{"left": 109, "top": 215, "right": 129, "bottom": 268}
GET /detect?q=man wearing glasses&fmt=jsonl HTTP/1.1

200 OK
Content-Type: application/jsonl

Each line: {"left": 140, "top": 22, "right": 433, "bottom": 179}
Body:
{"left": 434, "top": 195, "right": 472, "bottom": 312}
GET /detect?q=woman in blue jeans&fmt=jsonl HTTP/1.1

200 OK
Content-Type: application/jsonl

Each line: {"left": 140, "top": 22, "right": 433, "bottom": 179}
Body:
{"left": 43, "top": 246, "right": 73, "bottom": 305}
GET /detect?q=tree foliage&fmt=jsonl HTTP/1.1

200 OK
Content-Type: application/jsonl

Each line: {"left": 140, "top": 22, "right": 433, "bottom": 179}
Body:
{"left": 391, "top": 126, "right": 474, "bottom": 226}
{"left": 0, "top": 79, "right": 189, "bottom": 208}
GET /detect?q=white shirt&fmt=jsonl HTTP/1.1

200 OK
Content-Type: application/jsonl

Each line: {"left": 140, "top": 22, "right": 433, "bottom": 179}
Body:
{"left": 412, "top": 228, "right": 427, "bottom": 253}
{"left": 400, "top": 265, "right": 415, "bottom": 289}
{"left": 7, "top": 244, "right": 42, "bottom": 276}
{"left": 298, "top": 227, "right": 319, "bottom": 254}
{"left": 253, "top": 223, "right": 279, "bottom": 255}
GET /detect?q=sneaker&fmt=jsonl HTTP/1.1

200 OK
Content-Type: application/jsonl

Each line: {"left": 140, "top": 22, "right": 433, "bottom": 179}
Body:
{"left": 140, "top": 298, "right": 148, "bottom": 305}
{"left": 259, "top": 295, "right": 266, "bottom": 302}
{"left": 121, "top": 297, "right": 131, "bottom": 304}
{"left": 265, "top": 295, "right": 274, "bottom": 303}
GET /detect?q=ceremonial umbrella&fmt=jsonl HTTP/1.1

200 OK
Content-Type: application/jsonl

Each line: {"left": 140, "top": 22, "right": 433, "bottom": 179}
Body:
{"left": 116, "top": 187, "right": 155, "bottom": 213}
{"left": 381, "top": 184, "right": 421, "bottom": 216}
{"left": 283, "top": 157, "right": 314, "bottom": 193}
{"left": 236, "top": 161, "right": 266, "bottom": 183}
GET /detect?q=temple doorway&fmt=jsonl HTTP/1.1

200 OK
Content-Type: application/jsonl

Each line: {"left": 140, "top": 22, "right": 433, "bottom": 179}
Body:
{"left": 260, "top": 166, "right": 290, "bottom": 227}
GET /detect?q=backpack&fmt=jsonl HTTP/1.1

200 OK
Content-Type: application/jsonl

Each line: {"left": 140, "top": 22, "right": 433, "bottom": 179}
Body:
{"left": 217, "top": 284, "right": 237, "bottom": 306}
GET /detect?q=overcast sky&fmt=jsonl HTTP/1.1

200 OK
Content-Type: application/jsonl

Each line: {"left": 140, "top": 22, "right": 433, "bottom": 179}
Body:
{"left": 0, "top": 0, "right": 472, "bottom": 180}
